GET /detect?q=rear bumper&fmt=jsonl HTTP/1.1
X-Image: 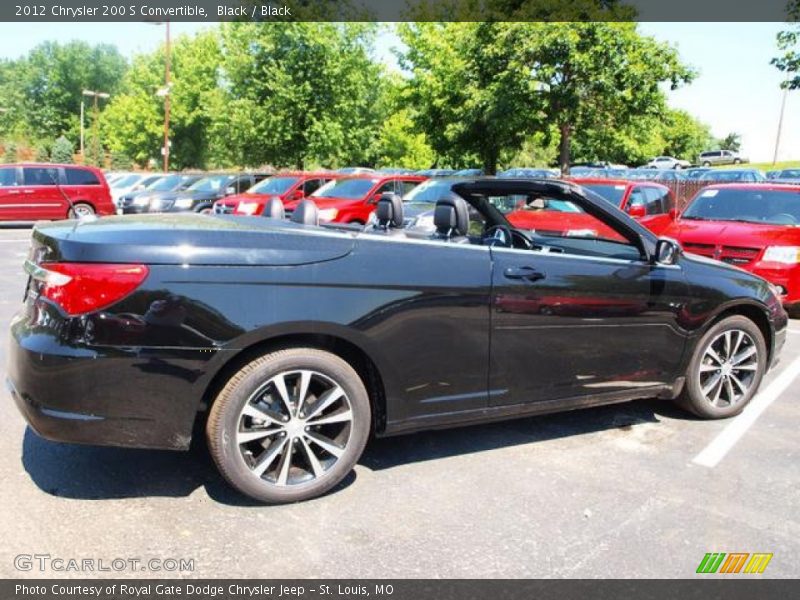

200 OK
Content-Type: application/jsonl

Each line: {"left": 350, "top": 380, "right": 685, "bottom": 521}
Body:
{"left": 6, "top": 313, "right": 217, "bottom": 451}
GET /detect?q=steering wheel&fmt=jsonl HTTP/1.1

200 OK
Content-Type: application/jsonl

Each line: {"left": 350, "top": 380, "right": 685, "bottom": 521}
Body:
{"left": 771, "top": 213, "right": 798, "bottom": 225}
{"left": 483, "top": 225, "right": 513, "bottom": 247}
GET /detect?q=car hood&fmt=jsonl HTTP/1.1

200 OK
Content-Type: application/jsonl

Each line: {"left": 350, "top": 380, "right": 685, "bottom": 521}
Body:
{"left": 31, "top": 214, "right": 356, "bottom": 266}
{"left": 662, "top": 219, "right": 800, "bottom": 249}
{"left": 292, "top": 197, "right": 362, "bottom": 210}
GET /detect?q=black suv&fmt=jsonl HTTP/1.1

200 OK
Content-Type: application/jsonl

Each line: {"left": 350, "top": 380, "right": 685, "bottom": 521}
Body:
{"left": 128, "top": 173, "right": 270, "bottom": 214}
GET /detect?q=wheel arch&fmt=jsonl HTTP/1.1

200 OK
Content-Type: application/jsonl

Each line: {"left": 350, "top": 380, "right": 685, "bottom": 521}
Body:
{"left": 704, "top": 301, "right": 774, "bottom": 363}
{"left": 199, "top": 331, "right": 388, "bottom": 436}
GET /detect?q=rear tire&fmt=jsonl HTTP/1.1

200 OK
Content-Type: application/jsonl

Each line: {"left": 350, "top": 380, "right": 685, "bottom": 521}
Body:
{"left": 733, "top": 158, "right": 741, "bottom": 164}
{"left": 207, "top": 348, "right": 371, "bottom": 503}
{"left": 68, "top": 202, "right": 95, "bottom": 219}
{"left": 702, "top": 161, "right": 711, "bottom": 167}
{"left": 676, "top": 315, "right": 766, "bottom": 419}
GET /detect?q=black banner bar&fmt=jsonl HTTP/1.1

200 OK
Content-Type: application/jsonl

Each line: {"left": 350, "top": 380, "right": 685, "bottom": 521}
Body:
{"left": 1, "top": 0, "right": 798, "bottom": 22}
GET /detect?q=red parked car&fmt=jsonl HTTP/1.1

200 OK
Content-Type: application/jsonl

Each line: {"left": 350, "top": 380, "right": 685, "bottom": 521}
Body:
{"left": 213, "top": 171, "right": 340, "bottom": 216}
{"left": 0, "top": 163, "right": 114, "bottom": 221}
{"left": 506, "top": 178, "right": 676, "bottom": 239}
{"left": 660, "top": 184, "right": 800, "bottom": 309}
{"left": 571, "top": 178, "right": 676, "bottom": 235}
{"left": 292, "top": 174, "right": 427, "bottom": 224}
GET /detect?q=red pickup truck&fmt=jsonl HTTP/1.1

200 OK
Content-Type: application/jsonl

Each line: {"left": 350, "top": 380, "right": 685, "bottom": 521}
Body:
{"left": 0, "top": 163, "right": 114, "bottom": 220}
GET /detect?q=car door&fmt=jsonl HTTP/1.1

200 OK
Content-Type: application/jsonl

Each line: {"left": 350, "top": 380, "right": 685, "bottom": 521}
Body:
{"left": 19, "top": 166, "right": 64, "bottom": 219}
{"left": 0, "top": 166, "right": 23, "bottom": 220}
{"left": 488, "top": 200, "right": 690, "bottom": 406}
{"left": 637, "top": 186, "right": 674, "bottom": 235}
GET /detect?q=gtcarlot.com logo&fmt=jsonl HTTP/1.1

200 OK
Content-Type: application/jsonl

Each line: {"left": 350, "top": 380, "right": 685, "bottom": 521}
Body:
{"left": 696, "top": 552, "right": 773, "bottom": 574}
{"left": 14, "top": 553, "right": 195, "bottom": 573}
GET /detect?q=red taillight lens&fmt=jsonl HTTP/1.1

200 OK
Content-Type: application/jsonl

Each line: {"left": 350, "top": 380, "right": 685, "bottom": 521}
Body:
{"left": 35, "top": 262, "right": 149, "bottom": 316}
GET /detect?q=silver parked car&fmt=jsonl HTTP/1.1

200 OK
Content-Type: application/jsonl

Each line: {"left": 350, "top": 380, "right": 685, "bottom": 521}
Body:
{"left": 698, "top": 149, "right": 748, "bottom": 166}
{"left": 645, "top": 156, "right": 691, "bottom": 170}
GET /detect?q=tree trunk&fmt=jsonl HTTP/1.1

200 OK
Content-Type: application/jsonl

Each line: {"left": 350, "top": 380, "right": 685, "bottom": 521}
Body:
{"left": 482, "top": 144, "right": 498, "bottom": 176}
{"left": 558, "top": 123, "right": 571, "bottom": 176}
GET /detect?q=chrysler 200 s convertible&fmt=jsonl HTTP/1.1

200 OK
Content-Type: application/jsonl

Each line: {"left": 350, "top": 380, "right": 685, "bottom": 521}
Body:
{"left": 7, "top": 179, "right": 788, "bottom": 503}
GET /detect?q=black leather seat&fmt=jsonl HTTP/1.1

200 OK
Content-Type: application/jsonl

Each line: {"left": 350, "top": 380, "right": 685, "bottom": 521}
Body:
{"left": 373, "top": 193, "right": 404, "bottom": 232}
{"left": 432, "top": 193, "right": 470, "bottom": 242}
{"left": 291, "top": 200, "right": 319, "bottom": 226}
{"left": 263, "top": 197, "right": 285, "bottom": 219}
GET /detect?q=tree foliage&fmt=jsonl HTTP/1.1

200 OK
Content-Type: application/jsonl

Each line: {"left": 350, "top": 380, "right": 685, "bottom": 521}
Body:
{"left": 718, "top": 132, "right": 742, "bottom": 152}
{"left": 50, "top": 135, "right": 74, "bottom": 163}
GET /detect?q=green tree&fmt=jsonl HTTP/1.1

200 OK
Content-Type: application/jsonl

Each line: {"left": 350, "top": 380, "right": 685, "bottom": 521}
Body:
{"left": 0, "top": 41, "right": 126, "bottom": 145}
{"left": 50, "top": 135, "right": 74, "bottom": 163}
{"left": 102, "top": 30, "right": 222, "bottom": 169}
{"left": 214, "top": 22, "right": 385, "bottom": 169}
{"left": 771, "top": 1, "right": 800, "bottom": 89}
{"left": 398, "top": 22, "right": 547, "bottom": 174}
{"left": 717, "top": 132, "right": 742, "bottom": 152}
{"left": 372, "top": 109, "right": 436, "bottom": 169}
{"left": 523, "top": 22, "right": 695, "bottom": 174}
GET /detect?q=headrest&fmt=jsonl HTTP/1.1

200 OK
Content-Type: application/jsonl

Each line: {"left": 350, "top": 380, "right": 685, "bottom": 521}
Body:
{"left": 263, "top": 197, "right": 285, "bottom": 219}
{"left": 375, "top": 193, "right": 404, "bottom": 229}
{"left": 433, "top": 193, "right": 469, "bottom": 237}
{"left": 291, "top": 199, "right": 319, "bottom": 226}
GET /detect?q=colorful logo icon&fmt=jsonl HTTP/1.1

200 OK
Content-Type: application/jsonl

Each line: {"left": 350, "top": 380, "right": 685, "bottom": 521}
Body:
{"left": 696, "top": 553, "right": 773, "bottom": 574}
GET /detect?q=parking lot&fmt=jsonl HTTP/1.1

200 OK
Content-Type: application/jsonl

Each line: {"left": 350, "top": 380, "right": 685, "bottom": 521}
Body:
{"left": 0, "top": 226, "right": 798, "bottom": 579}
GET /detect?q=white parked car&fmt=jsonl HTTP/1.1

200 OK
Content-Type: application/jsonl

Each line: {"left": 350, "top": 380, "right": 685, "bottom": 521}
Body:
{"left": 646, "top": 156, "right": 691, "bottom": 170}
{"left": 109, "top": 173, "right": 163, "bottom": 207}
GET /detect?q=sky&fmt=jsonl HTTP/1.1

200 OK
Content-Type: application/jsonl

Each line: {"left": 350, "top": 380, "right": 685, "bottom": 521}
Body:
{"left": 0, "top": 21, "right": 797, "bottom": 163}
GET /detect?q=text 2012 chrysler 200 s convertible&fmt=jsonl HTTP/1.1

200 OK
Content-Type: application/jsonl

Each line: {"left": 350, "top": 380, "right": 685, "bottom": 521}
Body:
{"left": 7, "top": 179, "right": 788, "bottom": 503}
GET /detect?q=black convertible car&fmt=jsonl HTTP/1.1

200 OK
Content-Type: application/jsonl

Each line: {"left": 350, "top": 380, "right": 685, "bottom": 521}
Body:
{"left": 8, "top": 179, "right": 788, "bottom": 503}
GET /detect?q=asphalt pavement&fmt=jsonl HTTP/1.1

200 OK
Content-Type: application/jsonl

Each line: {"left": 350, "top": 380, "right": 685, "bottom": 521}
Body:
{"left": 0, "top": 227, "right": 797, "bottom": 579}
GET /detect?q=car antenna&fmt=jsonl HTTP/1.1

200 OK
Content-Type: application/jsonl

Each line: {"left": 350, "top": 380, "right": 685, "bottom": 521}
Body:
{"left": 47, "top": 167, "right": 95, "bottom": 222}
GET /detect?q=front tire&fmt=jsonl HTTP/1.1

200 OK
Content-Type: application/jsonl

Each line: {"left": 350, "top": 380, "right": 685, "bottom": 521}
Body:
{"left": 677, "top": 316, "right": 766, "bottom": 419}
{"left": 207, "top": 348, "right": 371, "bottom": 503}
{"left": 702, "top": 161, "right": 711, "bottom": 167}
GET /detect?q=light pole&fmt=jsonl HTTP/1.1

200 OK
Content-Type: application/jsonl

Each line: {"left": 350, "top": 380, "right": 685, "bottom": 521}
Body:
{"left": 82, "top": 89, "right": 110, "bottom": 165}
{"left": 148, "top": 21, "right": 171, "bottom": 172}
{"left": 772, "top": 87, "right": 788, "bottom": 166}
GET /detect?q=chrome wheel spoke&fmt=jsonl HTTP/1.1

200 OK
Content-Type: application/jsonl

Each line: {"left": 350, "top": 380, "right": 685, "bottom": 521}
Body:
{"left": 305, "top": 385, "right": 345, "bottom": 420}
{"left": 723, "top": 331, "right": 732, "bottom": 358}
{"left": 275, "top": 441, "right": 293, "bottom": 486}
{"left": 709, "top": 376, "right": 724, "bottom": 406}
{"left": 733, "top": 363, "right": 757, "bottom": 371}
{"left": 295, "top": 370, "right": 312, "bottom": 417}
{"left": 729, "top": 373, "right": 748, "bottom": 395}
{"left": 271, "top": 373, "right": 293, "bottom": 415}
{"left": 724, "top": 377, "right": 735, "bottom": 404}
{"left": 252, "top": 437, "right": 288, "bottom": 477}
{"left": 702, "top": 372, "right": 723, "bottom": 397}
{"left": 731, "top": 346, "right": 757, "bottom": 366}
{"left": 236, "top": 369, "right": 353, "bottom": 487}
{"left": 705, "top": 347, "right": 725, "bottom": 365}
{"left": 305, "top": 431, "right": 345, "bottom": 458}
{"left": 699, "top": 363, "right": 720, "bottom": 373}
{"left": 307, "top": 408, "right": 352, "bottom": 426}
{"left": 300, "top": 435, "right": 325, "bottom": 478}
{"left": 237, "top": 428, "right": 282, "bottom": 444}
{"left": 731, "top": 330, "right": 744, "bottom": 358}
{"left": 241, "top": 403, "right": 283, "bottom": 427}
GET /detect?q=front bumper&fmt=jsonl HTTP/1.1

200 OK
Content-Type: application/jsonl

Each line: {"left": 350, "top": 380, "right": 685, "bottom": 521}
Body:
{"left": 750, "top": 262, "right": 800, "bottom": 308}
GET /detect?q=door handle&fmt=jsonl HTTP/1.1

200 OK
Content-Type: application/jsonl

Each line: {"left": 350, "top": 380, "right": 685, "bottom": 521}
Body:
{"left": 8, "top": 190, "right": 20, "bottom": 195}
{"left": 23, "top": 190, "right": 35, "bottom": 194}
{"left": 503, "top": 266, "right": 545, "bottom": 282}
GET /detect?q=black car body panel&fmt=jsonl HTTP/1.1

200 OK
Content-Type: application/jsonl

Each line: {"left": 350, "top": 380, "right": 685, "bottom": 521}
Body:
{"left": 7, "top": 179, "right": 788, "bottom": 450}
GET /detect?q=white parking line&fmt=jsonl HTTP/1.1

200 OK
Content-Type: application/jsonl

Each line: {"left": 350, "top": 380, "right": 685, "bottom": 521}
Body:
{"left": 692, "top": 354, "right": 800, "bottom": 468}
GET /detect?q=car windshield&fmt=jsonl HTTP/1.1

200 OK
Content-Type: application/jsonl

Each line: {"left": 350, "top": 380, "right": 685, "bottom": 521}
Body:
{"left": 581, "top": 183, "right": 626, "bottom": 207}
{"left": 682, "top": 188, "right": 800, "bottom": 226}
{"left": 188, "top": 175, "right": 232, "bottom": 192}
{"left": 248, "top": 176, "right": 299, "bottom": 194}
{"left": 403, "top": 179, "right": 460, "bottom": 203}
{"left": 312, "top": 178, "right": 377, "bottom": 199}
{"left": 146, "top": 174, "right": 183, "bottom": 191}
{"left": 111, "top": 174, "right": 140, "bottom": 188}
{"left": 778, "top": 169, "right": 800, "bottom": 179}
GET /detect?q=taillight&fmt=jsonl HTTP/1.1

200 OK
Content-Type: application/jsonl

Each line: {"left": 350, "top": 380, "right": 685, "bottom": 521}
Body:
{"left": 26, "top": 261, "right": 149, "bottom": 316}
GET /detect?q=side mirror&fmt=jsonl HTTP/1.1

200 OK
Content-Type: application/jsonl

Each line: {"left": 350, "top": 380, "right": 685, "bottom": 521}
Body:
{"left": 292, "top": 189, "right": 305, "bottom": 200}
{"left": 668, "top": 208, "right": 678, "bottom": 221}
{"left": 654, "top": 238, "right": 680, "bottom": 266}
{"left": 368, "top": 193, "right": 382, "bottom": 205}
{"left": 627, "top": 204, "right": 646, "bottom": 218}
